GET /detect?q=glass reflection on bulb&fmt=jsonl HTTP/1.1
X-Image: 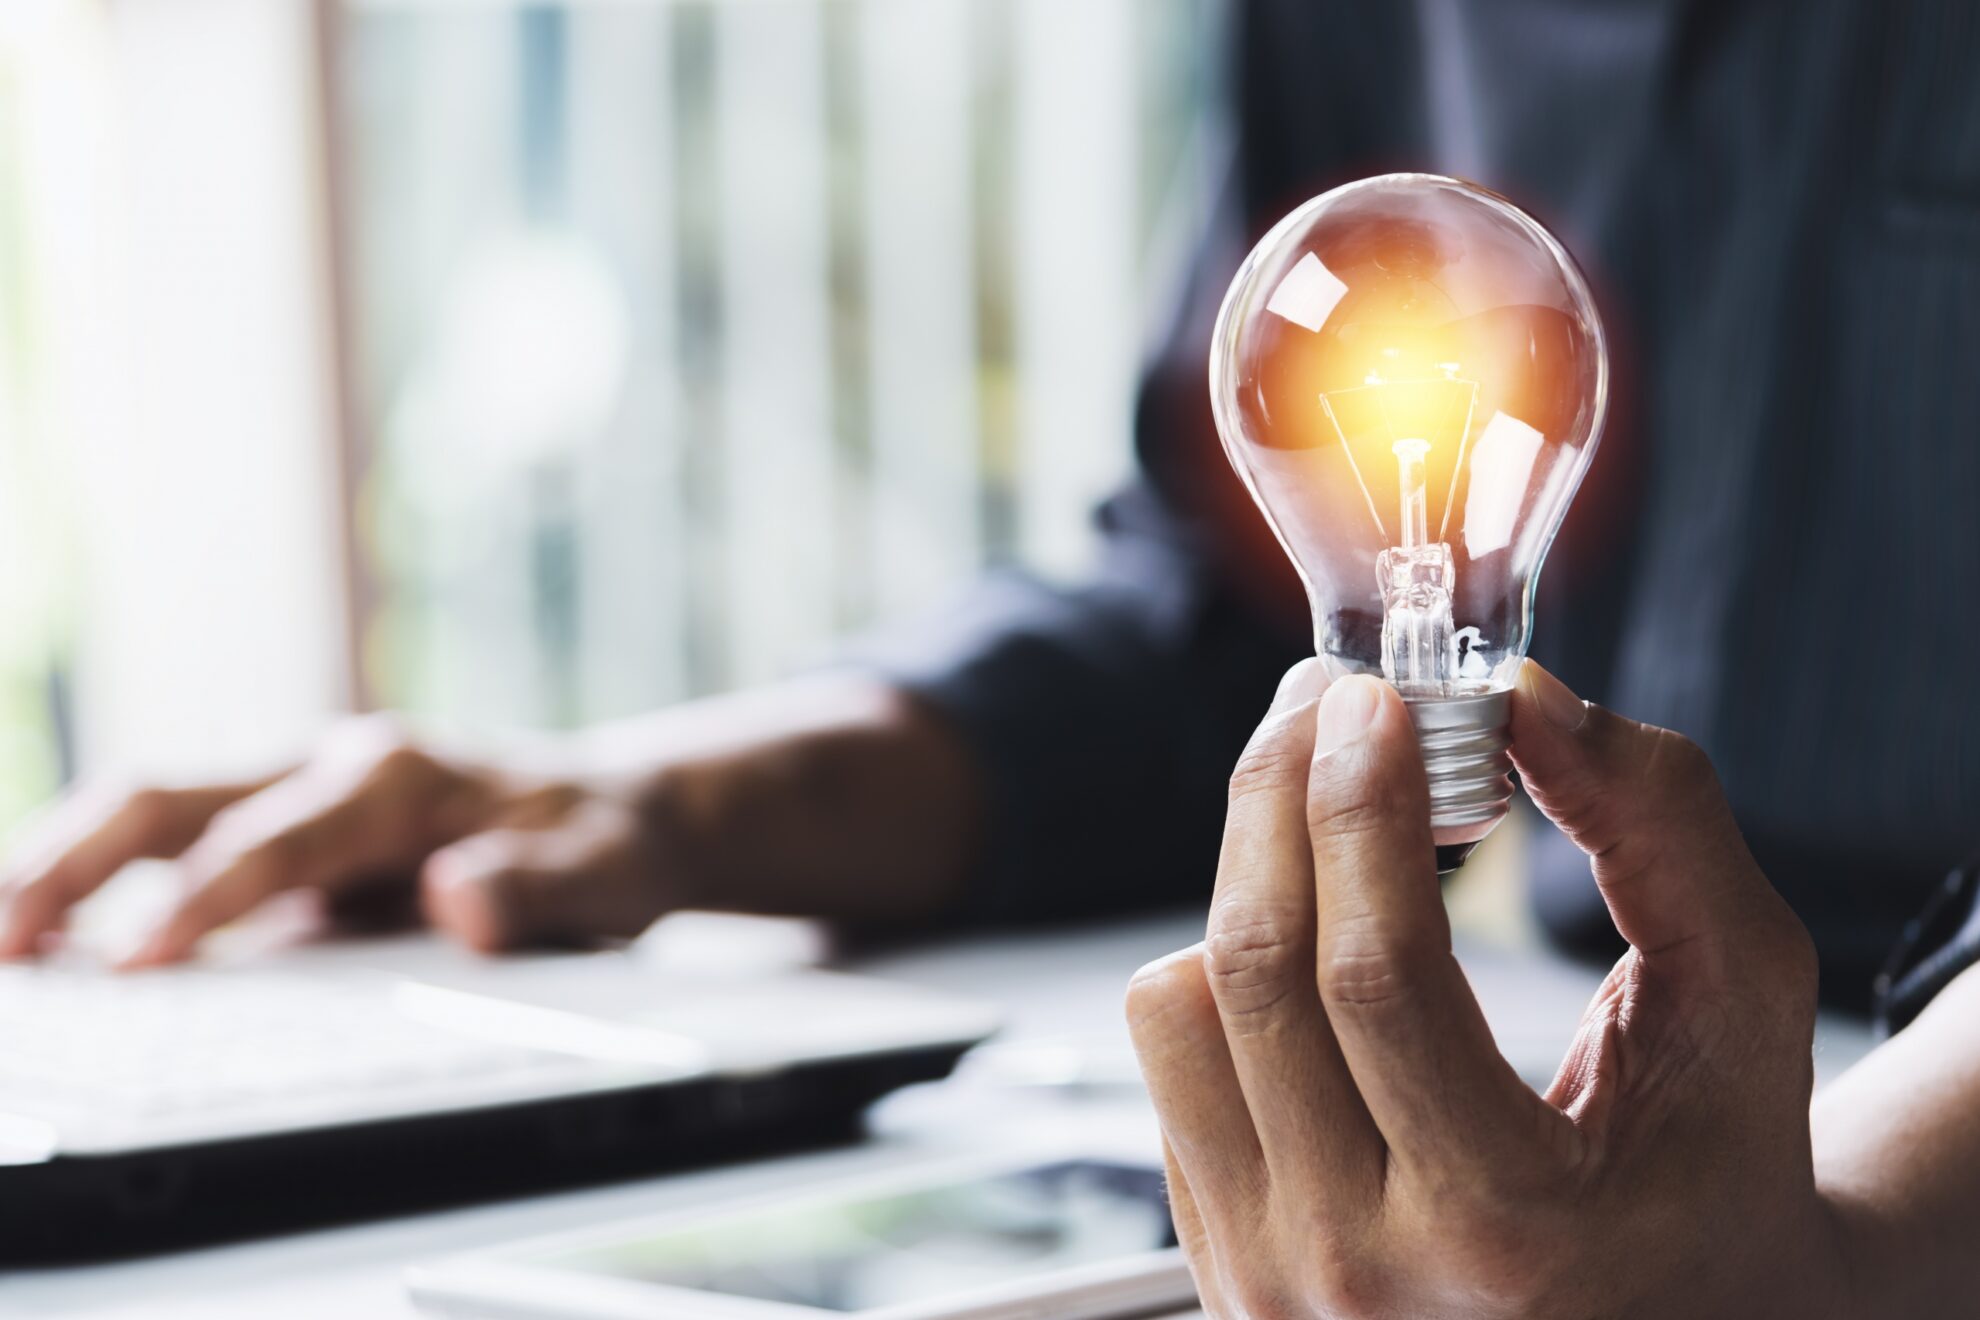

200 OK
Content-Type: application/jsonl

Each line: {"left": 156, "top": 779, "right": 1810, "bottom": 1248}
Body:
{"left": 1210, "top": 175, "right": 1607, "bottom": 868}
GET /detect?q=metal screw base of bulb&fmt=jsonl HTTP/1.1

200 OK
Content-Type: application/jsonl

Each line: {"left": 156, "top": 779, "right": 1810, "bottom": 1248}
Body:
{"left": 1402, "top": 688, "right": 1514, "bottom": 874}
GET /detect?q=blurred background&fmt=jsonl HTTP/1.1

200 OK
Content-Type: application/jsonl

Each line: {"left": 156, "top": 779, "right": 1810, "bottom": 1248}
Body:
{"left": 0, "top": 0, "right": 1222, "bottom": 836}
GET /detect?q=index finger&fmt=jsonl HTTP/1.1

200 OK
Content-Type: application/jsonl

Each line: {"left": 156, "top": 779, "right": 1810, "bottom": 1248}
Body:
{"left": 1305, "top": 677, "right": 1557, "bottom": 1178}
{"left": 0, "top": 782, "right": 263, "bottom": 957}
{"left": 125, "top": 726, "right": 511, "bottom": 968}
{"left": 122, "top": 765, "right": 429, "bottom": 968}
{"left": 1204, "top": 662, "right": 1383, "bottom": 1206}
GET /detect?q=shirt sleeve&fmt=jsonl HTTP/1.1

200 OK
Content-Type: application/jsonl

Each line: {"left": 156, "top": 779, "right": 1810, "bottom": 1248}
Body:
{"left": 854, "top": 480, "right": 1299, "bottom": 926}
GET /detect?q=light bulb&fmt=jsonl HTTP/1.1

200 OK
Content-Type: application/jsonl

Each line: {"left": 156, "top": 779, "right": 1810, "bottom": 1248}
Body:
{"left": 1210, "top": 174, "right": 1607, "bottom": 870}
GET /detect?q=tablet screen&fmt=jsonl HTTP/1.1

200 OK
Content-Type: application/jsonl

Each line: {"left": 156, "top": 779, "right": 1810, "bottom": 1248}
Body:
{"left": 528, "top": 1159, "right": 1176, "bottom": 1311}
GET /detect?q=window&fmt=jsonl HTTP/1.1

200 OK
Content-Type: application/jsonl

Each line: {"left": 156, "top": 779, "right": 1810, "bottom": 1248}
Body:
{"left": 2, "top": 0, "right": 348, "bottom": 838}
{"left": 0, "top": 0, "right": 1223, "bottom": 838}
{"left": 0, "top": 2, "right": 99, "bottom": 833}
{"left": 340, "top": 0, "right": 1223, "bottom": 730}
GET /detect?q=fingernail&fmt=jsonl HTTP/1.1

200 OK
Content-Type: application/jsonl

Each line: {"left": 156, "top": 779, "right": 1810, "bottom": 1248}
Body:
{"left": 1522, "top": 660, "right": 1588, "bottom": 731}
{"left": 1315, "top": 676, "right": 1383, "bottom": 757}
{"left": 423, "top": 850, "right": 467, "bottom": 894}
{"left": 1267, "top": 658, "right": 1329, "bottom": 717}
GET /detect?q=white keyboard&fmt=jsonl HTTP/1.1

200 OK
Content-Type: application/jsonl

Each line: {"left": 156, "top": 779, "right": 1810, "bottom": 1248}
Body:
{"left": 0, "top": 938, "right": 1001, "bottom": 1264}
{"left": 0, "top": 947, "right": 999, "bottom": 1160}
{"left": 0, "top": 966, "right": 618, "bottom": 1155}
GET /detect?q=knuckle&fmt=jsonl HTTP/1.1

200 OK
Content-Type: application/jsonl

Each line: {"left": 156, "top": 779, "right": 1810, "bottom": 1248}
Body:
{"left": 370, "top": 738, "right": 439, "bottom": 787}
{"left": 1226, "top": 724, "right": 1311, "bottom": 805}
{"left": 1305, "top": 787, "right": 1394, "bottom": 849}
{"left": 1641, "top": 728, "right": 1719, "bottom": 805}
{"left": 231, "top": 839, "right": 295, "bottom": 895}
{"left": 1222, "top": 1273, "right": 1309, "bottom": 1320}
{"left": 1202, "top": 901, "right": 1308, "bottom": 1022}
{"left": 1319, "top": 947, "right": 1415, "bottom": 1011}
{"left": 118, "top": 785, "right": 174, "bottom": 835}
{"left": 1301, "top": 1250, "right": 1389, "bottom": 1318}
{"left": 1123, "top": 951, "right": 1210, "bottom": 1036}
{"left": 1318, "top": 913, "right": 1436, "bottom": 1011}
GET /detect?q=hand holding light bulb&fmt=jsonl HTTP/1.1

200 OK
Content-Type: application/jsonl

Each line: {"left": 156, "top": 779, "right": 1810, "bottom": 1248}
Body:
{"left": 1210, "top": 174, "right": 1606, "bottom": 869}
{"left": 1126, "top": 662, "right": 1854, "bottom": 1319}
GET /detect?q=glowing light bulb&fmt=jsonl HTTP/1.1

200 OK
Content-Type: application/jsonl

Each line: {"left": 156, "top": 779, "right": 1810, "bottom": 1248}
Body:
{"left": 1210, "top": 175, "right": 1607, "bottom": 870}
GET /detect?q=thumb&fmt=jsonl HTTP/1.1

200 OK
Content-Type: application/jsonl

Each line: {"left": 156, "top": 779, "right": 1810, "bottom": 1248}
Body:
{"left": 420, "top": 802, "right": 660, "bottom": 953}
{"left": 421, "top": 827, "right": 571, "bottom": 953}
{"left": 1509, "top": 660, "right": 1780, "bottom": 963}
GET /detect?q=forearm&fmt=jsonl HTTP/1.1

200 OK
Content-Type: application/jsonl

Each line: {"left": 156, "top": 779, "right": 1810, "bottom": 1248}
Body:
{"left": 572, "top": 673, "right": 985, "bottom": 924}
{"left": 1814, "top": 963, "right": 1980, "bottom": 1317}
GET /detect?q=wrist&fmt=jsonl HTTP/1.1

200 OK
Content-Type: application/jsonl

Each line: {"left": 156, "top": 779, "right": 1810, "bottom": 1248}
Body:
{"left": 593, "top": 676, "right": 984, "bottom": 921}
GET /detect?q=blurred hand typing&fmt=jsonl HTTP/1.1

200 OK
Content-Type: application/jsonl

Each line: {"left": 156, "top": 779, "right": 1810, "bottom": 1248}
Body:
{"left": 0, "top": 675, "right": 980, "bottom": 967}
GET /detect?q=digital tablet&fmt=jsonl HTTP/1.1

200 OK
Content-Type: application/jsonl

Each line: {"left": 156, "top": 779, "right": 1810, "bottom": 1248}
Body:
{"left": 406, "top": 1150, "right": 1195, "bottom": 1319}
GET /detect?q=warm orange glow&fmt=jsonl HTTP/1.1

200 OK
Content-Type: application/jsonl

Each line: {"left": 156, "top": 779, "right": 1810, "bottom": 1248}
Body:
{"left": 1238, "top": 215, "right": 1588, "bottom": 555}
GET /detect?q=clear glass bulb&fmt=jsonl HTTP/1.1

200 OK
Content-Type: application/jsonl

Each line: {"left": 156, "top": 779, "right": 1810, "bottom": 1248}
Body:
{"left": 1209, "top": 174, "right": 1608, "bottom": 868}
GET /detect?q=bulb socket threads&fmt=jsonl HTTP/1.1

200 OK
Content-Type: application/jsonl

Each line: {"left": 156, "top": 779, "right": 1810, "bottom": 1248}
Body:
{"left": 1403, "top": 687, "right": 1514, "bottom": 873}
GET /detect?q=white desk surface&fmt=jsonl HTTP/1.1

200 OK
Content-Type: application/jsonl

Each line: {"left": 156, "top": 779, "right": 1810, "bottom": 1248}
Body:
{"left": 4, "top": 906, "right": 1877, "bottom": 1319}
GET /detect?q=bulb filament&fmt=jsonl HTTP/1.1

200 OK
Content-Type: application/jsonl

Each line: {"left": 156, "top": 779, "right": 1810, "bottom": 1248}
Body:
{"left": 1378, "top": 437, "right": 1458, "bottom": 696}
{"left": 1393, "top": 437, "right": 1430, "bottom": 550}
